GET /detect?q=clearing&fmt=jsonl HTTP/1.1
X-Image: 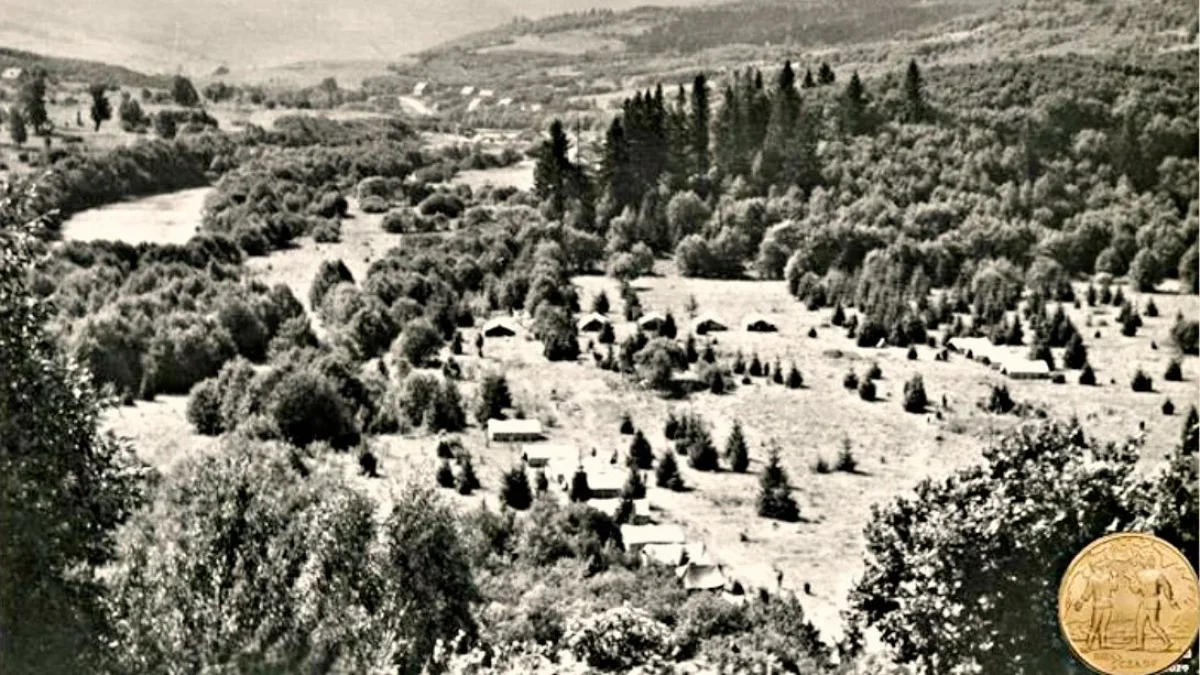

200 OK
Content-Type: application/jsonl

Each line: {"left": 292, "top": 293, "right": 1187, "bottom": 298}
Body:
{"left": 59, "top": 186, "right": 213, "bottom": 245}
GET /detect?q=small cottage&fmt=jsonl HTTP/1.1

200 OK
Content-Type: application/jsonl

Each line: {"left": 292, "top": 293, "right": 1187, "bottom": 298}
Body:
{"left": 744, "top": 314, "right": 777, "bottom": 332}
{"left": 481, "top": 317, "right": 517, "bottom": 337}
{"left": 486, "top": 418, "right": 544, "bottom": 445}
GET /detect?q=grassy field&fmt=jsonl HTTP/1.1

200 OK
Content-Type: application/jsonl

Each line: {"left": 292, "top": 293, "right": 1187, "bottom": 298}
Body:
{"left": 102, "top": 219, "right": 1199, "bottom": 640}
{"left": 58, "top": 186, "right": 212, "bottom": 245}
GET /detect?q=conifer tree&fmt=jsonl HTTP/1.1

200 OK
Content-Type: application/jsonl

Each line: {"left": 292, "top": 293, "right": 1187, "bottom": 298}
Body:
{"left": 802, "top": 68, "right": 816, "bottom": 89}
{"left": 501, "top": 465, "right": 533, "bottom": 510}
{"left": 456, "top": 454, "right": 480, "bottom": 495}
{"left": 817, "top": 62, "right": 836, "bottom": 85}
{"left": 758, "top": 443, "right": 799, "bottom": 521}
{"left": 534, "top": 120, "right": 573, "bottom": 219}
{"left": 622, "top": 464, "right": 646, "bottom": 499}
{"left": 655, "top": 450, "right": 685, "bottom": 491}
{"left": 630, "top": 429, "right": 654, "bottom": 469}
{"left": 904, "top": 59, "right": 927, "bottom": 123}
{"left": 726, "top": 420, "right": 750, "bottom": 472}
{"left": 690, "top": 74, "right": 711, "bottom": 175}
{"left": 841, "top": 71, "right": 868, "bottom": 135}
{"left": 569, "top": 467, "right": 591, "bottom": 502}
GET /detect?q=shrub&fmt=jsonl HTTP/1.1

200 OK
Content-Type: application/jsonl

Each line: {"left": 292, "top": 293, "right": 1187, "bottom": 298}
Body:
{"left": 758, "top": 444, "right": 799, "bottom": 522}
{"left": 812, "top": 456, "right": 831, "bottom": 474}
{"left": 592, "top": 291, "right": 610, "bottom": 315}
{"left": 664, "top": 412, "right": 680, "bottom": 440}
{"left": 311, "top": 192, "right": 349, "bottom": 219}
{"left": 569, "top": 468, "right": 591, "bottom": 502}
{"left": 439, "top": 456, "right": 456, "bottom": 482}
{"left": 985, "top": 383, "right": 1015, "bottom": 414}
{"left": 619, "top": 412, "right": 635, "bottom": 435}
{"left": 858, "top": 378, "right": 876, "bottom": 401}
{"left": 725, "top": 421, "right": 750, "bottom": 473}
{"left": 396, "top": 318, "right": 444, "bottom": 366}
{"left": 902, "top": 374, "right": 928, "bottom": 413}
{"left": 1163, "top": 399, "right": 1176, "bottom": 416}
{"left": 906, "top": 346, "right": 918, "bottom": 360}
{"left": 866, "top": 362, "right": 882, "bottom": 380}
{"left": 1063, "top": 333, "right": 1088, "bottom": 370}
{"left": 309, "top": 259, "right": 354, "bottom": 310}
{"left": 622, "top": 465, "right": 647, "bottom": 500}
{"left": 564, "top": 605, "right": 673, "bottom": 671}
{"left": 268, "top": 370, "right": 357, "bottom": 449}
{"left": 436, "top": 437, "right": 462, "bottom": 459}
{"left": 843, "top": 369, "right": 859, "bottom": 390}
{"left": 655, "top": 451, "right": 684, "bottom": 491}
{"left": 1171, "top": 315, "right": 1199, "bottom": 355}
{"left": 771, "top": 362, "right": 784, "bottom": 385}
{"left": 1165, "top": 358, "right": 1183, "bottom": 382}
{"left": 1145, "top": 299, "right": 1159, "bottom": 318}
{"left": 1079, "top": 363, "right": 1097, "bottom": 386}
{"left": 430, "top": 380, "right": 467, "bottom": 432}
{"left": 455, "top": 455, "right": 479, "bottom": 495}
{"left": 630, "top": 430, "right": 654, "bottom": 470}
{"left": 808, "top": 327, "right": 818, "bottom": 338}
{"left": 684, "top": 334, "right": 699, "bottom": 363}
{"left": 475, "top": 372, "right": 514, "bottom": 424}
{"left": 186, "top": 378, "right": 224, "bottom": 435}
{"left": 679, "top": 417, "right": 719, "bottom": 472}
{"left": 1131, "top": 369, "right": 1153, "bottom": 393}
{"left": 418, "top": 192, "right": 465, "bottom": 218}
{"left": 732, "top": 351, "right": 746, "bottom": 374}
{"left": 786, "top": 365, "right": 803, "bottom": 389}
{"left": 360, "top": 195, "right": 389, "bottom": 213}
{"left": 835, "top": 439, "right": 857, "bottom": 473}
{"left": 831, "top": 304, "right": 846, "bottom": 326}
{"left": 501, "top": 465, "right": 534, "bottom": 510}
{"left": 534, "top": 469, "right": 549, "bottom": 493}
{"left": 749, "top": 354, "right": 763, "bottom": 377}
{"left": 358, "top": 448, "right": 379, "bottom": 477}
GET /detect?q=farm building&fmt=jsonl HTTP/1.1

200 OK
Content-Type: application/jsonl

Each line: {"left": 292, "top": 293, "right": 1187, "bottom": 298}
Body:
{"left": 590, "top": 498, "right": 650, "bottom": 520}
{"left": 479, "top": 89, "right": 494, "bottom": 98}
{"left": 522, "top": 444, "right": 579, "bottom": 468}
{"left": 1002, "top": 359, "right": 1052, "bottom": 380}
{"left": 637, "top": 311, "right": 666, "bottom": 332}
{"left": 677, "top": 562, "right": 727, "bottom": 591}
{"left": 481, "top": 317, "right": 517, "bottom": 337}
{"left": 640, "top": 541, "right": 713, "bottom": 567}
{"left": 584, "top": 471, "right": 625, "bottom": 500}
{"left": 621, "top": 524, "right": 687, "bottom": 553}
{"left": 577, "top": 312, "right": 611, "bottom": 332}
{"left": 1, "top": 67, "right": 23, "bottom": 81}
{"left": 693, "top": 314, "right": 727, "bottom": 334}
{"left": 486, "top": 418, "right": 544, "bottom": 445}
{"left": 744, "top": 314, "right": 778, "bottom": 332}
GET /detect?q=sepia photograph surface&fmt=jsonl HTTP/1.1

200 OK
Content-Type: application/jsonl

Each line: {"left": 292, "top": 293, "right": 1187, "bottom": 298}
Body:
{"left": 1, "top": 0, "right": 1197, "bottom": 673}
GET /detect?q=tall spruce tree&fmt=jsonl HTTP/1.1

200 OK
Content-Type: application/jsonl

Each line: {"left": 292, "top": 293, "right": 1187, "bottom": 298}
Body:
{"left": 841, "top": 71, "right": 868, "bottom": 136}
{"left": 690, "top": 74, "right": 711, "bottom": 175}
{"left": 904, "top": 59, "right": 927, "bottom": 123}
{"left": 534, "top": 119, "right": 573, "bottom": 218}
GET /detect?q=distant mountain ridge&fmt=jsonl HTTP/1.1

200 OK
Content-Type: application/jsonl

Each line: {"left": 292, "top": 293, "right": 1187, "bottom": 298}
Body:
{"left": 0, "top": 46, "right": 167, "bottom": 87}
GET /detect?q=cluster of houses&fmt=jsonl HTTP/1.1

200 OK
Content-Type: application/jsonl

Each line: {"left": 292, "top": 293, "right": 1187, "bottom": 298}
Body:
{"left": 574, "top": 311, "right": 779, "bottom": 336}
{"left": 945, "top": 337, "right": 1052, "bottom": 380}
{"left": 409, "top": 80, "right": 537, "bottom": 114}
{"left": 484, "top": 415, "right": 744, "bottom": 599}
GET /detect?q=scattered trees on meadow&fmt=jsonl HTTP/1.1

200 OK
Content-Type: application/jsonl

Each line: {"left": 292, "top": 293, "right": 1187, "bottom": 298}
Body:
{"left": 757, "top": 443, "right": 799, "bottom": 522}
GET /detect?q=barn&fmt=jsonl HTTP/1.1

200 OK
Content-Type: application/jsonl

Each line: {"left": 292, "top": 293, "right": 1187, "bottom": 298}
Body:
{"left": 620, "top": 524, "right": 687, "bottom": 553}
{"left": 637, "top": 312, "right": 666, "bottom": 332}
{"left": 744, "top": 314, "right": 778, "bottom": 332}
{"left": 577, "top": 312, "right": 611, "bottom": 332}
{"left": 486, "top": 418, "right": 544, "bottom": 445}
{"left": 693, "top": 314, "right": 727, "bottom": 335}
{"left": 1002, "top": 359, "right": 1052, "bottom": 380}
{"left": 481, "top": 317, "right": 517, "bottom": 337}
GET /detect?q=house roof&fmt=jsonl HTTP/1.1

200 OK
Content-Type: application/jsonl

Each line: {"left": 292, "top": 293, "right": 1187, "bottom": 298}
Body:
{"left": 693, "top": 314, "right": 727, "bottom": 330}
{"left": 523, "top": 444, "right": 578, "bottom": 463}
{"left": 743, "top": 313, "right": 777, "bottom": 329}
{"left": 637, "top": 311, "right": 665, "bottom": 327}
{"left": 460, "top": 85, "right": 475, "bottom": 96}
{"left": 621, "top": 523, "right": 687, "bottom": 548}
{"left": 577, "top": 312, "right": 611, "bottom": 329}
{"left": 487, "top": 418, "right": 543, "bottom": 436}
{"left": 481, "top": 317, "right": 517, "bottom": 335}
{"left": 640, "top": 542, "right": 712, "bottom": 567}
{"left": 589, "top": 498, "right": 649, "bottom": 517}
{"left": 677, "top": 563, "right": 726, "bottom": 591}
{"left": 1003, "top": 359, "right": 1051, "bottom": 375}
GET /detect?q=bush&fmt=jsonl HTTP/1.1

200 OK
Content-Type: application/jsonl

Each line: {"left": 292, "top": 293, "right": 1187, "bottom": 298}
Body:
{"left": 475, "top": 372, "right": 514, "bottom": 424}
{"left": 858, "top": 378, "right": 876, "bottom": 401}
{"left": 1163, "top": 399, "right": 1175, "bottom": 416}
{"left": 622, "top": 465, "right": 647, "bottom": 500}
{"left": 843, "top": 369, "right": 859, "bottom": 390}
{"left": 906, "top": 346, "right": 918, "bottom": 360}
{"left": 268, "top": 370, "right": 357, "bottom": 449}
{"left": 619, "top": 412, "right": 635, "bottom": 435}
{"left": 866, "top": 362, "right": 882, "bottom": 380}
{"left": 436, "top": 437, "right": 462, "bottom": 459}
{"left": 985, "top": 383, "right": 1015, "bottom": 414}
{"left": 630, "top": 430, "right": 654, "bottom": 470}
{"left": 569, "top": 468, "right": 592, "bottom": 502}
{"left": 358, "top": 448, "right": 379, "bottom": 477}
{"left": 431, "top": 380, "right": 467, "bottom": 432}
{"left": 592, "top": 291, "right": 610, "bottom": 315}
{"left": 1165, "top": 358, "right": 1183, "bottom": 382}
{"left": 1171, "top": 315, "right": 1199, "bottom": 355}
{"left": 534, "top": 469, "right": 550, "bottom": 493}
{"left": 457, "top": 454, "right": 480, "bottom": 494}
{"left": 1063, "top": 333, "right": 1088, "bottom": 370}
{"left": 186, "top": 378, "right": 224, "bottom": 435}
{"left": 565, "top": 605, "right": 673, "bottom": 671}
{"left": 360, "top": 195, "right": 389, "bottom": 213}
{"left": 655, "top": 451, "right": 684, "bottom": 491}
{"left": 396, "top": 318, "right": 444, "bottom": 366}
{"left": 1079, "top": 363, "right": 1097, "bottom": 386}
{"left": 835, "top": 439, "right": 857, "bottom": 473}
{"left": 1131, "top": 369, "right": 1153, "bottom": 393}
{"left": 812, "top": 456, "right": 831, "bottom": 474}
{"left": 786, "top": 365, "right": 803, "bottom": 389}
{"left": 501, "top": 465, "right": 533, "bottom": 510}
{"left": 902, "top": 374, "right": 928, "bottom": 413}
{"left": 309, "top": 259, "right": 354, "bottom": 310}
{"left": 439, "top": 454, "right": 456, "bottom": 485}
{"left": 418, "top": 192, "right": 465, "bottom": 218}
{"left": 771, "top": 362, "right": 784, "bottom": 385}
{"left": 749, "top": 354, "right": 763, "bottom": 377}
